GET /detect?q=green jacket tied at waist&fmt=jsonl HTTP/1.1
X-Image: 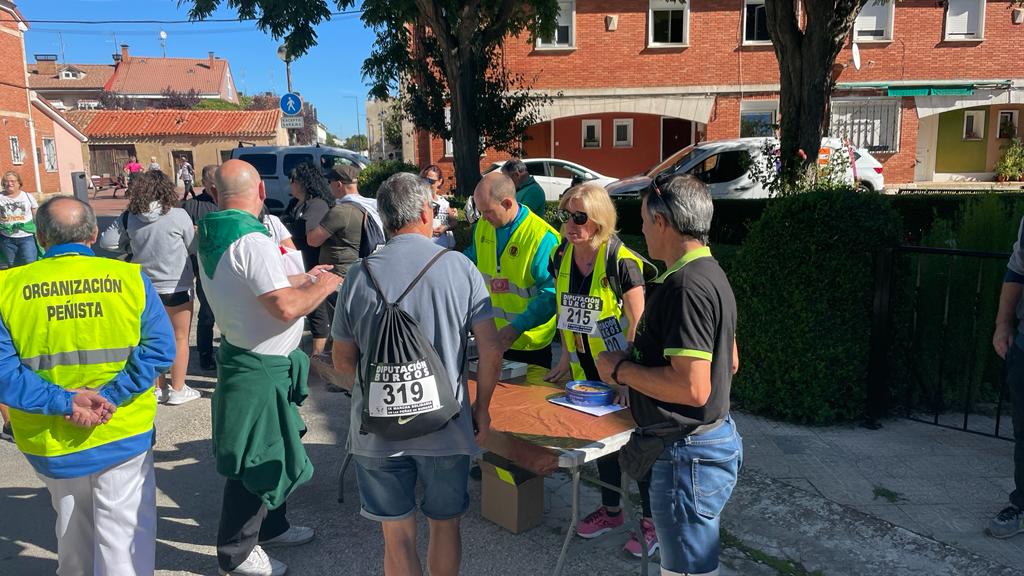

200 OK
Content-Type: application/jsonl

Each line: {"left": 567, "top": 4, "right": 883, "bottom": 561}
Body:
{"left": 212, "top": 339, "right": 313, "bottom": 510}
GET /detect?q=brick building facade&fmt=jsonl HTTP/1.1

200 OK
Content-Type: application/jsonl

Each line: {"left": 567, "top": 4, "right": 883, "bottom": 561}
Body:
{"left": 414, "top": 0, "right": 1024, "bottom": 189}
{"left": 0, "top": 1, "right": 87, "bottom": 195}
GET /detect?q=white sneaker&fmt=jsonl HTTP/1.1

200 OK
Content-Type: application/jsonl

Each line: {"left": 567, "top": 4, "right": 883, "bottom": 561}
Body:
{"left": 258, "top": 525, "right": 315, "bottom": 548}
{"left": 154, "top": 387, "right": 168, "bottom": 404}
{"left": 165, "top": 385, "right": 201, "bottom": 406}
{"left": 219, "top": 545, "right": 287, "bottom": 576}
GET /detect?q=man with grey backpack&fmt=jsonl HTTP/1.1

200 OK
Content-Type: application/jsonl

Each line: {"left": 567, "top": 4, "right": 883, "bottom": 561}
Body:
{"left": 332, "top": 172, "right": 502, "bottom": 576}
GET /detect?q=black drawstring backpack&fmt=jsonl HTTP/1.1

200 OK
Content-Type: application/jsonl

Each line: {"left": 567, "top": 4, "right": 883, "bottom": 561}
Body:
{"left": 359, "top": 249, "right": 461, "bottom": 440}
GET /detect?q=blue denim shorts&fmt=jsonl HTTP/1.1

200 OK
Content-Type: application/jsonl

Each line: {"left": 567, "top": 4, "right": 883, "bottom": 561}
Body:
{"left": 352, "top": 454, "right": 471, "bottom": 522}
{"left": 649, "top": 415, "right": 742, "bottom": 576}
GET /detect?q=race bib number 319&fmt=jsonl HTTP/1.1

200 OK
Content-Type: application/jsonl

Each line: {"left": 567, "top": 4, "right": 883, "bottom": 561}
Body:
{"left": 367, "top": 361, "right": 442, "bottom": 418}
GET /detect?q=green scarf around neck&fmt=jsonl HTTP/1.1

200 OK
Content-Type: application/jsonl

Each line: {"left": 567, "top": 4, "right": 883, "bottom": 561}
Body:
{"left": 197, "top": 209, "right": 269, "bottom": 279}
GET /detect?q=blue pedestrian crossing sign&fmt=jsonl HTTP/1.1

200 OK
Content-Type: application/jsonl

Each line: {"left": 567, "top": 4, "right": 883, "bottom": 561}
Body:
{"left": 280, "top": 93, "right": 302, "bottom": 116}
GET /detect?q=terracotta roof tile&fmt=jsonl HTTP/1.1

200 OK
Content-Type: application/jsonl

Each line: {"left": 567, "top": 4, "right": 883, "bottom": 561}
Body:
{"left": 65, "top": 109, "right": 281, "bottom": 138}
{"left": 106, "top": 56, "right": 228, "bottom": 96}
{"left": 28, "top": 64, "right": 115, "bottom": 90}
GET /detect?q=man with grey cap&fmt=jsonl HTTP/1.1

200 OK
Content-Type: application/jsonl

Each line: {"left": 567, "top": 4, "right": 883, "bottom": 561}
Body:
{"left": 501, "top": 158, "right": 546, "bottom": 216}
{"left": 307, "top": 163, "right": 384, "bottom": 278}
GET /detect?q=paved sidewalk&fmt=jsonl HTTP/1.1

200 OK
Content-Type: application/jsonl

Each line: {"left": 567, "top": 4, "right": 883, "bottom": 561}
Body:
{"left": 734, "top": 412, "right": 1021, "bottom": 570}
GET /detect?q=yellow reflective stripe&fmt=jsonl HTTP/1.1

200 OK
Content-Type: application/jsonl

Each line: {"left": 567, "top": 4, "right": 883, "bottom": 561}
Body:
{"left": 665, "top": 348, "right": 713, "bottom": 361}
{"left": 22, "top": 347, "right": 135, "bottom": 371}
{"left": 654, "top": 246, "right": 712, "bottom": 283}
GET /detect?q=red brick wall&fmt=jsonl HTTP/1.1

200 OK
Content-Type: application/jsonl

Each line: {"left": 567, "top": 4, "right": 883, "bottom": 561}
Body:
{"left": 550, "top": 113, "right": 662, "bottom": 178}
{"left": 502, "top": 0, "right": 780, "bottom": 88}
{"left": 0, "top": 16, "right": 36, "bottom": 191}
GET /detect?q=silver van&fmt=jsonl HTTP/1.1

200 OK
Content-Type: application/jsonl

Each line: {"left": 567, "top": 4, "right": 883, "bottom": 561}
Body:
{"left": 230, "top": 145, "right": 370, "bottom": 213}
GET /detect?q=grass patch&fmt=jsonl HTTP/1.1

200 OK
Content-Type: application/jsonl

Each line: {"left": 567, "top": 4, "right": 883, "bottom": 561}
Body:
{"left": 721, "top": 529, "right": 826, "bottom": 576}
{"left": 872, "top": 486, "right": 905, "bottom": 504}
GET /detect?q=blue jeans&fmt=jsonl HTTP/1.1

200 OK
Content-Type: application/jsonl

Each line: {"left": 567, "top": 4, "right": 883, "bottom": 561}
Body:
{"left": 0, "top": 235, "right": 38, "bottom": 268}
{"left": 649, "top": 416, "right": 742, "bottom": 576}
{"left": 353, "top": 454, "right": 470, "bottom": 522}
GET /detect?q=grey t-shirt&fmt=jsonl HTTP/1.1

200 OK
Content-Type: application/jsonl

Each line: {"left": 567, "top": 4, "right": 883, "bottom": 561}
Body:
{"left": 333, "top": 233, "right": 493, "bottom": 457}
{"left": 1007, "top": 217, "right": 1024, "bottom": 339}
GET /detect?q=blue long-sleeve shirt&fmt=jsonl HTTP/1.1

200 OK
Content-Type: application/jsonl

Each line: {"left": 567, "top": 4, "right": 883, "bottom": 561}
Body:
{"left": 0, "top": 243, "right": 175, "bottom": 478}
{"left": 464, "top": 204, "right": 559, "bottom": 333}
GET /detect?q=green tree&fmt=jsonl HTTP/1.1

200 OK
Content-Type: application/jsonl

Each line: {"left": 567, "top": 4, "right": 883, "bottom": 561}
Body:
{"left": 325, "top": 132, "right": 340, "bottom": 147}
{"left": 343, "top": 134, "right": 368, "bottom": 152}
{"left": 186, "top": 0, "right": 558, "bottom": 194}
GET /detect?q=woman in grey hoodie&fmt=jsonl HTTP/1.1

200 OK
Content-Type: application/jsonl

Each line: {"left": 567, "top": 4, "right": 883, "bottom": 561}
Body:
{"left": 100, "top": 170, "right": 199, "bottom": 406}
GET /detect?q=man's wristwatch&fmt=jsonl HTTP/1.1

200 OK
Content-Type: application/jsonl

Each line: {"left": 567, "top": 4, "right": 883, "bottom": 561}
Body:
{"left": 611, "top": 358, "right": 629, "bottom": 386}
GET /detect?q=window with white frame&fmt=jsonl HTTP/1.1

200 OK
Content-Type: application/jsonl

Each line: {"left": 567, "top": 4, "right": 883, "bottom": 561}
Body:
{"left": 998, "top": 110, "right": 1020, "bottom": 139}
{"left": 944, "top": 0, "right": 985, "bottom": 41}
{"left": 743, "top": 0, "right": 771, "bottom": 44}
{"left": 650, "top": 0, "right": 689, "bottom": 46}
{"left": 9, "top": 136, "right": 23, "bottom": 165}
{"left": 443, "top": 107, "right": 453, "bottom": 157}
{"left": 613, "top": 119, "right": 634, "bottom": 148}
{"left": 537, "top": 0, "right": 575, "bottom": 49}
{"left": 42, "top": 138, "right": 57, "bottom": 172}
{"left": 962, "top": 110, "right": 985, "bottom": 140}
{"left": 582, "top": 119, "right": 601, "bottom": 149}
{"left": 853, "top": 1, "right": 894, "bottom": 42}
{"left": 829, "top": 98, "right": 901, "bottom": 153}
{"left": 740, "top": 101, "right": 778, "bottom": 137}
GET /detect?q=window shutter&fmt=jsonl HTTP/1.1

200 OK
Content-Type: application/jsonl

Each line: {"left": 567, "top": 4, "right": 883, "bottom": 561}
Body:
{"left": 946, "top": 0, "right": 979, "bottom": 38}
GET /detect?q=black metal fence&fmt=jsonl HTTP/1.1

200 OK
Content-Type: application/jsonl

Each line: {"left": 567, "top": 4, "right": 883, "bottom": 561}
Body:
{"left": 870, "top": 245, "right": 1015, "bottom": 440}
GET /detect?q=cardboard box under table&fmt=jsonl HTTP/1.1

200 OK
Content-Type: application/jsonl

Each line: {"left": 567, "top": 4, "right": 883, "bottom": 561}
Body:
{"left": 469, "top": 380, "right": 648, "bottom": 576}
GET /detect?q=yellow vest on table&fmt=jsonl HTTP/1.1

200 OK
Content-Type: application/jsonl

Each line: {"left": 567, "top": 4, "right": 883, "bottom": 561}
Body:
{"left": 474, "top": 210, "right": 559, "bottom": 351}
{"left": 0, "top": 254, "right": 154, "bottom": 459}
{"left": 556, "top": 241, "right": 645, "bottom": 381}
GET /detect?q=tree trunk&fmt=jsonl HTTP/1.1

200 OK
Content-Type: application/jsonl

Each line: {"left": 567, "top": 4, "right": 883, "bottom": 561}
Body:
{"left": 766, "top": 0, "right": 865, "bottom": 191}
{"left": 446, "top": 54, "right": 483, "bottom": 196}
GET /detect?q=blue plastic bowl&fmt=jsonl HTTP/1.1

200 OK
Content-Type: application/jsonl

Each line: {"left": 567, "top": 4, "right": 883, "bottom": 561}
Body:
{"left": 565, "top": 380, "right": 615, "bottom": 407}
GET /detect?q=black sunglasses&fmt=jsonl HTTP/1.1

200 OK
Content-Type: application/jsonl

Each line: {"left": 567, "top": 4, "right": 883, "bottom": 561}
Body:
{"left": 557, "top": 209, "right": 589, "bottom": 226}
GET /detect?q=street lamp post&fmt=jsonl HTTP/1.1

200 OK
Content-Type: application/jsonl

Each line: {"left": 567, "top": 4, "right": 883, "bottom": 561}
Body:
{"left": 339, "top": 94, "right": 362, "bottom": 153}
{"left": 278, "top": 45, "right": 294, "bottom": 144}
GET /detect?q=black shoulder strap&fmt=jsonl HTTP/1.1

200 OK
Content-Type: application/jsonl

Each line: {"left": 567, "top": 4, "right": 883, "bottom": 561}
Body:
{"left": 363, "top": 249, "right": 450, "bottom": 306}
{"left": 120, "top": 210, "right": 129, "bottom": 229}
{"left": 605, "top": 235, "right": 624, "bottom": 300}
{"left": 552, "top": 237, "right": 570, "bottom": 271}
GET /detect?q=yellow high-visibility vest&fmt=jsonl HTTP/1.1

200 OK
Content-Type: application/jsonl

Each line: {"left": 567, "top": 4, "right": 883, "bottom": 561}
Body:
{"left": 474, "top": 210, "right": 559, "bottom": 351}
{"left": 556, "top": 240, "right": 645, "bottom": 380}
{"left": 0, "top": 253, "right": 154, "bottom": 458}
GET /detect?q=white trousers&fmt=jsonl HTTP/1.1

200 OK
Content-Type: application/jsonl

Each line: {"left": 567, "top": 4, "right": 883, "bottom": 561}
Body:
{"left": 38, "top": 449, "right": 156, "bottom": 576}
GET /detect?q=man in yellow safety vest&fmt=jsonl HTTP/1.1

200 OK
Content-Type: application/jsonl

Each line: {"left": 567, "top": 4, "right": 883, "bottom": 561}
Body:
{"left": 465, "top": 172, "right": 560, "bottom": 375}
{"left": 0, "top": 196, "right": 175, "bottom": 576}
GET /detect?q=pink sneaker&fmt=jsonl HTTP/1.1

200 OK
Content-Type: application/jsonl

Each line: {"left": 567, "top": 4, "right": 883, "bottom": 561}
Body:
{"left": 575, "top": 506, "right": 625, "bottom": 539}
{"left": 623, "top": 519, "right": 658, "bottom": 558}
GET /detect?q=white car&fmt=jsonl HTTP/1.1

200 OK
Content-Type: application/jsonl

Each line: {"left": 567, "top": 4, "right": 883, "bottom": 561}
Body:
{"left": 607, "top": 137, "right": 866, "bottom": 200}
{"left": 484, "top": 158, "right": 617, "bottom": 201}
{"left": 853, "top": 148, "right": 885, "bottom": 192}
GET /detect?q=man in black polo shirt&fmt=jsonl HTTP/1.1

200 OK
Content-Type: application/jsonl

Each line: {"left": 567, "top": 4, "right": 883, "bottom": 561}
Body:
{"left": 181, "top": 164, "right": 219, "bottom": 371}
{"left": 597, "top": 174, "right": 741, "bottom": 576}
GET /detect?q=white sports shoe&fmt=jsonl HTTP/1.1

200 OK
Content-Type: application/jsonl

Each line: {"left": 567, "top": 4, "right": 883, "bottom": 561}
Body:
{"left": 153, "top": 387, "right": 168, "bottom": 404}
{"left": 165, "top": 385, "right": 201, "bottom": 406}
{"left": 259, "top": 525, "right": 315, "bottom": 548}
{"left": 219, "top": 545, "right": 287, "bottom": 576}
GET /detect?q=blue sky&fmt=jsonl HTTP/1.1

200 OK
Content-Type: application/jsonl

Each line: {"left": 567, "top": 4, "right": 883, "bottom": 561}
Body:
{"left": 21, "top": 0, "right": 376, "bottom": 138}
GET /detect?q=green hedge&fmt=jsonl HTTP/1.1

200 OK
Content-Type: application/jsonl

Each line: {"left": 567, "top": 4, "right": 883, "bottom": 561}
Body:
{"left": 730, "top": 190, "right": 902, "bottom": 424}
{"left": 358, "top": 160, "right": 419, "bottom": 198}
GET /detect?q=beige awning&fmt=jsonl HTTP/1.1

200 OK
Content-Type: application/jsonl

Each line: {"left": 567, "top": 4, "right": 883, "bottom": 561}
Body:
{"left": 534, "top": 94, "right": 716, "bottom": 124}
{"left": 915, "top": 88, "right": 1024, "bottom": 118}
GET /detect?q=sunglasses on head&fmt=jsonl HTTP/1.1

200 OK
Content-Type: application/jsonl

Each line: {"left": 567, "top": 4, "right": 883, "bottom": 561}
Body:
{"left": 557, "top": 209, "right": 589, "bottom": 226}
